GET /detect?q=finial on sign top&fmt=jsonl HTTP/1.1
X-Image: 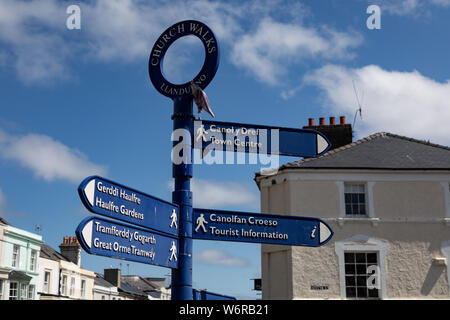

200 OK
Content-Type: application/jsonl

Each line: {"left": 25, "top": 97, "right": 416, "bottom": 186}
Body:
{"left": 148, "top": 20, "right": 220, "bottom": 100}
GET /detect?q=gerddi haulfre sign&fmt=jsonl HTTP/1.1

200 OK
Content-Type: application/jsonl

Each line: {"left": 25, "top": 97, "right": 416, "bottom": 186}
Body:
{"left": 194, "top": 120, "right": 331, "bottom": 158}
{"left": 193, "top": 208, "right": 333, "bottom": 247}
{"left": 76, "top": 216, "right": 178, "bottom": 269}
{"left": 78, "top": 176, "right": 179, "bottom": 236}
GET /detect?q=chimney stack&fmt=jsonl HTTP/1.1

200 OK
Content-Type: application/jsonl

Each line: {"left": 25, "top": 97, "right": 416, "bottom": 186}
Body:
{"left": 59, "top": 236, "right": 81, "bottom": 266}
{"left": 303, "top": 116, "right": 353, "bottom": 151}
{"left": 104, "top": 268, "right": 121, "bottom": 288}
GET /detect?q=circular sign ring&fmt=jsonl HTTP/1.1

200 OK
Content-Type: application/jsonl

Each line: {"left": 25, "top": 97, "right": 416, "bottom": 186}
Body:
{"left": 148, "top": 20, "right": 220, "bottom": 99}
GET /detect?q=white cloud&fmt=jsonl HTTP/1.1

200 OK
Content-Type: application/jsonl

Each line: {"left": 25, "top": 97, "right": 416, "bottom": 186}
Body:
{"left": 373, "top": 0, "right": 450, "bottom": 16}
{"left": 191, "top": 179, "right": 258, "bottom": 209}
{"left": 0, "top": 129, "right": 107, "bottom": 183}
{"left": 0, "top": 0, "right": 360, "bottom": 86}
{"left": 304, "top": 64, "right": 450, "bottom": 146}
{"left": 196, "top": 248, "right": 250, "bottom": 267}
{"left": 0, "top": 0, "right": 244, "bottom": 84}
{"left": 231, "top": 18, "right": 362, "bottom": 86}
{"left": 168, "top": 178, "right": 258, "bottom": 209}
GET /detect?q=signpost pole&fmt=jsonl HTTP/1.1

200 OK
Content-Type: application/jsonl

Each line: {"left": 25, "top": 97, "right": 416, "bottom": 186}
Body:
{"left": 171, "top": 95, "right": 194, "bottom": 300}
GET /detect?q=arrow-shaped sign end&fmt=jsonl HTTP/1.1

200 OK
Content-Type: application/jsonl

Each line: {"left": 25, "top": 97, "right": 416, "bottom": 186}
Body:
{"left": 319, "top": 222, "right": 332, "bottom": 244}
{"left": 84, "top": 179, "right": 96, "bottom": 207}
{"left": 317, "top": 134, "right": 330, "bottom": 155}
{"left": 81, "top": 220, "right": 93, "bottom": 249}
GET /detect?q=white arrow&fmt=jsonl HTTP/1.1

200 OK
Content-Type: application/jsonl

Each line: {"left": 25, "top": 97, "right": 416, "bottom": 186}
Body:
{"left": 317, "top": 135, "right": 329, "bottom": 154}
{"left": 84, "top": 179, "right": 96, "bottom": 207}
{"left": 81, "top": 220, "right": 93, "bottom": 249}
{"left": 319, "top": 222, "right": 332, "bottom": 244}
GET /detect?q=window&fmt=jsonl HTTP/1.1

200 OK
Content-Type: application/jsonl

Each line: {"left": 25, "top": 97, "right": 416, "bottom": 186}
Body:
{"left": 9, "top": 282, "right": 18, "bottom": 300}
{"left": 30, "top": 250, "right": 37, "bottom": 272}
{"left": 20, "top": 283, "right": 27, "bottom": 300}
{"left": 81, "top": 279, "right": 86, "bottom": 298}
{"left": 70, "top": 277, "right": 75, "bottom": 296}
{"left": 344, "top": 183, "right": 367, "bottom": 216}
{"left": 12, "top": 245, "right": 20, "bottom": 268}
{"left": 43, "top": 271, "right": 51, "bottom": 293}
{"left": 344, "top": 252, "right": 379, "bottom": 299}
{"left": 61, "top": 275, "right": 68, "bottom": 296}
{"left": 28, "top": 285, "right": 35, "bottom": 300}
{"left": 0, "top": 280, "right": 3, "bottom": 299}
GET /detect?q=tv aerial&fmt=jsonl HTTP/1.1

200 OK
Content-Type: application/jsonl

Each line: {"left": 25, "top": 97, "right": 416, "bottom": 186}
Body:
{"left": 352, "top": 79, "right": 364, "bottom": 128}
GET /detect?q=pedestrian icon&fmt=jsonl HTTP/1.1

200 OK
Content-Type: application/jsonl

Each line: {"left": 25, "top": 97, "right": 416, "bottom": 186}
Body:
{"left": 194, "top": 213, "right": 208, "bottom": 233}
{"left": 169, "top": 241, "right": 177, "bottom": 261}
{"left": 170, "top": 209, "right": 178, "bottom": 229}
{"left": 196, "top": 125, "right": 208, "bottom": 143}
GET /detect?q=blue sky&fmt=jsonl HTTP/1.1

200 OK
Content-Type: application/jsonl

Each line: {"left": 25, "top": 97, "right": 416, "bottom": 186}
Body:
{"left": 0, "top": 0, "right": 450, "bottom": 299}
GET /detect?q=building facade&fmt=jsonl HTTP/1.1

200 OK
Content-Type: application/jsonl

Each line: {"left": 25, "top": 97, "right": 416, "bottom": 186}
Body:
{"left": 256, "top": 131, "right": 450, "bottom": 299}
{"left": 38, "top": 237, "right": 95, "bottom": 300}
{"left": 0, "top": 219, "right": 43, "bottom": 300}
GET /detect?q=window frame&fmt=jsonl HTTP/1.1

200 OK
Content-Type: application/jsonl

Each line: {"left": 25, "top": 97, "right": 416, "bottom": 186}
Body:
{"left": 344, "top": 182, "right": 368, "bottom": 217}
{"left": 20, "top": 283, "right": 28, "bottom": 300}
{"left": 344, "top": 251, "right": 380, "bottom": 299}
{"left": 28, "top": 284, "right": 35, "bottom": 300}
{"left": 12, "top": 244, "right": 20, "bottom": 268}
{"left": 335, "top": 235, "right": 387, "bottom": 299}
{"left": 61, "top": 275, "right": 68, "bottom": 296}
{"left": 43, "top": 270, "right": 51, "bottom": 294}
{"left": 70, "top": 276, "right": 76, "bottom": 297}
{"left": 80, "top": 279, "right": 86, "bottom": 299}
{"left": 30, "top": 249, "right": 37, "bottom": 272}
{"left": 9, "top": 281, "right": 18, "bottom": 300}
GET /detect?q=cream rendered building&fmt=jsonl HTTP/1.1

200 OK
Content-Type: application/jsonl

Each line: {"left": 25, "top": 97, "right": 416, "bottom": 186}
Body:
{"left": 255, "top": 132, "right": 450, "bottom": 299}
{"left": 38, "top": 237, "right": 95, "bottom": 300}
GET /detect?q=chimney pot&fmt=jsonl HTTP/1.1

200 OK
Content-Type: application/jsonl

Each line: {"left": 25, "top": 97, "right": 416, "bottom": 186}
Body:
{"left": 319, "top": 117, "right": 325, "bottom": 126}
{"left": 330, "top": 117, "right": 336, "bottom": 125}
{"left": 308, "top": 118, "right": 314, "bottom": 126}
{"left": 340, "top": 116, "right": 346, "bottom": 124}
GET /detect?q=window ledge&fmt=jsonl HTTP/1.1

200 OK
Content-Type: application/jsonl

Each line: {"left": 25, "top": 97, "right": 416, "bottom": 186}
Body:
{"left": 336, "top": 217, "right": 380, "bottom": 227}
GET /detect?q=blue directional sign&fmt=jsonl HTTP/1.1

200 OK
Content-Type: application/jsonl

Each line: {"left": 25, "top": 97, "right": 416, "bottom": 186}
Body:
{"left": 76, "top": 216, "right": 178, "bottom": 269}
{"left": 193, "top": 120, "right": 331, "bottom": 158}
{"left": 78, "top": 176, "right": 179, "bottom": 236}
{"left": 192, "top": 208, "right": 333, "bottom": 247}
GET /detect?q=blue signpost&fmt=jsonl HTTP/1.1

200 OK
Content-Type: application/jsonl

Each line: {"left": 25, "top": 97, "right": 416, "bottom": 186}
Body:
{"left": 78, "top": 176, "right": 179, "bottom": 236}
{"left": 74, "top": 19, "right": 334, "bottom": 301}
{"left": 192, "top": 208, "right": 333, "bottom": 247}
{"left": 76, "top": 216, "right": 178, "bottom": 269}
{"left": 194, "top": 120, "right": 331, "bottom": 158}
{"left": 148, "top": 20, "right": 220, "bottom": 300}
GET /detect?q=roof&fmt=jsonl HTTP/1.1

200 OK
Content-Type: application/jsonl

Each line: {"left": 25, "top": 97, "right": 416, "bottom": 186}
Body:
{"left": 94, "top": 273, "right": 115, "bottom": 288}
{"left": 277, "top": 132, "right": 450, "bottom": 171}
{"left": 40, "top": 244, "right": 70, "bottom": 262}
{"left": 0, "top": 216, "right": 10, "bottom": 226}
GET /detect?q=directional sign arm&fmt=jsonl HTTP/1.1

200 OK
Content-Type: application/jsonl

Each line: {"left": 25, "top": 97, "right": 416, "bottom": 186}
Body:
{"left": 78, "top": 176, "right": 179, "bottom": 236}
{"left": 192, "top": 208, "right": 333, "bottom": 247}
{"left": 193, "top": 120, "right": 331, "bottom": 158}
{"left": 76, "top": 216, "right": 178, "bottom": 269}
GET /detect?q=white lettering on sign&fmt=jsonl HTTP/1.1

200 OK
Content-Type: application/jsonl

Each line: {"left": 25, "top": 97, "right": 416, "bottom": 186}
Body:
{"left": 195, "top": 213, "right": 288, "bottom": 241}
{"left": 94, "top": 181, "right": 144, "bottom": 220}
{"left": 92, "top": 221, "right": 157, "bottom": 260}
